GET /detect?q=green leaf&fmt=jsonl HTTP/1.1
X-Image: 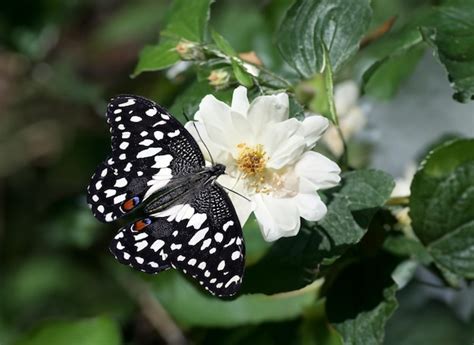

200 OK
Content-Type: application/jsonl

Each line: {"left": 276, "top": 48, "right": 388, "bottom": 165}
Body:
{"left": 211, "top": 30, "right": 236, "bottom": 56}
{"left": 363, "top": 43, "right": 425, "bottom": 100}
{"left": 152, "top": 271, "right": 322, "bottom": 327}
{"left": 326, "top": 254, "right": 399, "bottom": 345}
{"left": 231, "top": 59, "right": 254, "bottom": 88}
{"left": 298, "top": 301, "right": 344, "bottom": 345}
{"left": 277, "top": 0, "right": 372, "bottom": 78}
{"left": 15, "top": 317, "right": 121, "bottom": 345}
{"left": 420, "top": 5, "right": 474, "bottom": 102}
{"left": 383, "top": 235, "right": 433, "bottom": 265}
{"left": 132, "top": 41, "right": 180, "bottom": 77}
{"left": 133, "top": 0, "right": 214, "bottom": 76}
{"left": 242, "top": 170, "right": 395, "bottom": 294}
{"left": 161, "top": 0, "right": 214, "bottom": 42}
{"left": 410, "top": 139, "right": 474, "bottom": 278}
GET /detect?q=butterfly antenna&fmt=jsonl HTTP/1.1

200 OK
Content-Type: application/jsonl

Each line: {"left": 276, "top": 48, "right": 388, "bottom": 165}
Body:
{"left": 220, "top": 185, "right": 251, "bottom": 202}
{"left": 183, "top": 110, "right": 215, "bottom": 165}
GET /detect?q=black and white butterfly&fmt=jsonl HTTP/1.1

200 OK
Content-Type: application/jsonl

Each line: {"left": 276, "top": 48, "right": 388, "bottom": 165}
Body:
{"left": 86, "top": 95, "right": 245, "bottom": 298}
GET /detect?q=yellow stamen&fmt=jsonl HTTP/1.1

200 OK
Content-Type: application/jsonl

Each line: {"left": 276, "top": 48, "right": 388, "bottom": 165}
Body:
{"left": 236, "top": 143, "right": 267, "bottom": 177}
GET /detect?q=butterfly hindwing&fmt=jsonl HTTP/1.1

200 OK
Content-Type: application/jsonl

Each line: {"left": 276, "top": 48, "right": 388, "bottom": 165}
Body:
{"left": 109, "top": 184, "right": 245, "bottom": 297}
{"left": 87, "top": 95, "right": 205, "bottom": 223}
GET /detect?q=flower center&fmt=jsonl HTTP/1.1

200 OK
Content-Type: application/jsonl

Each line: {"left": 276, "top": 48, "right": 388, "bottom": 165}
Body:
{"left": 236, "top": 143, "right": 267, "bottom": 178}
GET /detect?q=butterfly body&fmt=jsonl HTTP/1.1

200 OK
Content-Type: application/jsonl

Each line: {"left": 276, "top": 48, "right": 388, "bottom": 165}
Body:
{"left": 87, "top": 95, "right": 245, "bottom": 297}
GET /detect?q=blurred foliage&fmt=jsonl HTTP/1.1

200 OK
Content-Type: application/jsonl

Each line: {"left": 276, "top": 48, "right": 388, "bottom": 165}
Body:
{"left": 1, "top": 0, "right": 473, "bottom": 345}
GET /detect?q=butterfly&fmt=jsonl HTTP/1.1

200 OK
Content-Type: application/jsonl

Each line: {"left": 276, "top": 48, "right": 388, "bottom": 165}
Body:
{"left": 86, "top": 95, "right": 245, "bottom": 298}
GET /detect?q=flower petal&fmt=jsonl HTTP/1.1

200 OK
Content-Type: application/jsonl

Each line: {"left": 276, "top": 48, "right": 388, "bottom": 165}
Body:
{"left": 184, "top": 121, "right": 232, "bottom": 164}
{"left": 231, "top": 86, "right": 250, "bottom": 116}
{"left": 302, "top": 115, "right": 329, "bottom": 148}
{"left": 217, "top": 174, "right": 254, "bottom": 226}
{"left": 253, "top": 194, "right": 300, "bottom": 242}
{"left": 195, "top": 95, "right": 242, "bottom": 153}
{"left": 247, "top": 92, "right": 289, "bottom": 136}
{"left": 262, "top": 118, "right": 306, "bottom": 169}
{"left": 295, "top": 151, "right": 341, "bottom": 191}
{"left": 294, "top": 192, "right": 327, "bottom": 222}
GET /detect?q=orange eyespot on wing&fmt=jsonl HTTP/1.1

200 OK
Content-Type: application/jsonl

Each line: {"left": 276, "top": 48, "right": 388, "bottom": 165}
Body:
{"left": 133, "top": 218, "right": 151, "bottom": 231}
{"left": 121, "top": 196, "right": 140, "bottom": 212}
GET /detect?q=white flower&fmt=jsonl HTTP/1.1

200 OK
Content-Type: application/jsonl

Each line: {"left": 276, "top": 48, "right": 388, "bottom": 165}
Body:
{"left": 322, "top": 80, "right": 367, "bottom": 156}
{"left": 185, "top": 87, "right": 341, "bottom": 242}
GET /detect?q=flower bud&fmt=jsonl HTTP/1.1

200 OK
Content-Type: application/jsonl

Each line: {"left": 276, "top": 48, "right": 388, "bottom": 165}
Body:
{"left": 207, "top": 69, "right": 230, "bottom": 89}
{"left": 175, "top": 40, "right": 204, "bottom": 60}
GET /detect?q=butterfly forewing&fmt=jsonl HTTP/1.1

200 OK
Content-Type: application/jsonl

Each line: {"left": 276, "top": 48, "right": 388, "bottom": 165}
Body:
{"left": 109, "top": 184, "right": 245, "bottom": 297}
{"left": 87, "top": 95, "right": 205, "bottom": 223}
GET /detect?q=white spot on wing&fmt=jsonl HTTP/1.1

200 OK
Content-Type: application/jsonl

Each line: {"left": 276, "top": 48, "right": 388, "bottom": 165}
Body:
{"left": 187, "top": 213, "right": 207, "bottom": 229}
{"left": 139, "top": 139, "right": 153, "bottom": 146}
{"left": 134, "top": 233, "right": 148, "bottom": 240}
{"left": 214, "top": 232, "right": 223, "bottom": 243}
{"left": 168, "top": 129, "right": 180, "bottom": 138}
{"left": 118, "top": 99, "right": 135, "bottom": 107}
{"left": 151, "top": 239, "right": 165, "bottom": 252}
{"left": 95, "top": 181, "right": 102, "bottom": 190}
{"left": 223, "top": 221, "right": 234, "bottom": 231}
{"left": 113, "top": 193, "right": 127, "bottom": 204}
{"left": 154, "top": 131, "right": 164, "bottom": 140}
{"left": 188, "top": 258, "right": 197, "bottom": 266}
{"left": 131, "top": 116, "right": 142, "bottom": 122}
{"left": 105, "top": 213, "right": 114, "bottom": 222}
{"left": 171, "top": 243, "right": 182, "bottom": 250}
{"left": 217, "top": 260, "right": 225, "bottom": 271}
{"left": 135, "top": 240, "right": 148, "bottom": 251}
{"left": 97, "top": 205, "right": 105, "bottom": 213}
{"left": 231, "top": 251, "right": 240, "bottom": 260}
{"left": 119, "top": 142, "right": 129, "bottom": 150}
{"left": 135, "top": 256, "right": 144, "bottom": 264}
{"left": 114, "top": 109, "right": 122, "bottom": 114}
{"left": 140, "top": 131, "right": 148, "bottom": 137}
{"left": 146, "top": 107, "right": 157, "bottom": 116}
{"left": 200, "top": 238, "right": 212, "bottom": 250}
{"left": 152, "top": 154, "right": 173, "bottom": 168}
{"left": 225, "top": 275, "right": 240, "bottom": 288}
{"left": 122, "top": 132, "right": 131, "bottom": 139}
{"left": 137, "top": 147, "right": 162, "bottom": 159}
{"left": 115, "top": 178, "right": 128, "bottom": 188}
{"left": 188, "top": 227, "right": 209, "bottom": 246}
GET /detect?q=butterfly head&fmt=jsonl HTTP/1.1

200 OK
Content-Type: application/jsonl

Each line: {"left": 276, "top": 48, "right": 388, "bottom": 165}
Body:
{"left": 209, "top": 163, "right": 226, "bottom": 177}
